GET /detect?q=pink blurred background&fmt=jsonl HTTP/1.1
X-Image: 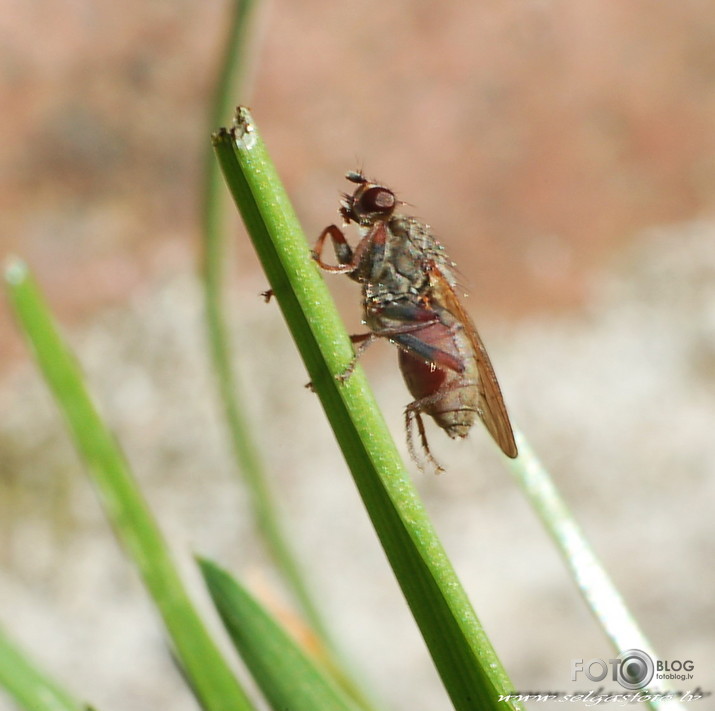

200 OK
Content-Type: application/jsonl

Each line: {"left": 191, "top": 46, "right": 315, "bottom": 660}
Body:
{"left": 2, "top": 2, "right": 714, "bottom": 709}
{"left": 3, "top": 0, "right": 714, "bottom": 348}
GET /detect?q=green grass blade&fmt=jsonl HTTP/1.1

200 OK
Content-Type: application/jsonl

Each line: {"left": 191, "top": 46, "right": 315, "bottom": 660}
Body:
{"left": 212, "top": 108, "right": 523, "bottom": 711}
{"left": 199, "top": 558, "right": 360, "bottom": 711}
{"left": 199, "top": 0, "right": 335, "bottom": 660}
{"left": 508, "top": 429, "right": 687, "bottom": 711}
{"left": 4, "top": 257, "right": 255, "bottom": 711}
{"left": 0, "top": 624, "right": 85, "bottom": 711}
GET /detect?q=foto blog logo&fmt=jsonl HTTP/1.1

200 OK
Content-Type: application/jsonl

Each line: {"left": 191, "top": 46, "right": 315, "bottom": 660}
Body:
{"left": 571, "top": 649, "right": 655, "bottom": 690}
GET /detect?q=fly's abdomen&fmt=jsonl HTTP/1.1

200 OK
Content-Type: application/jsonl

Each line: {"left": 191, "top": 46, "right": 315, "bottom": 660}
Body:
{"left": 397, "top": 325, "right": 479, "bottom": 439}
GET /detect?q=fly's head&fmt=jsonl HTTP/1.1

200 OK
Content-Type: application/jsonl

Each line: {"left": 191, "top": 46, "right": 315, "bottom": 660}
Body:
{"left": 340, "top": 170, "right": 397, "bottom": 227}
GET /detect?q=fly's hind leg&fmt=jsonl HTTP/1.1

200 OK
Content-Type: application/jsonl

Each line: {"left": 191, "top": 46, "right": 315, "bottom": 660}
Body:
{"left": 403, "top": 381, "right": 477, "bottom": 474}
{"left": 405, "top": 403, "right": 445, "bottom": 475}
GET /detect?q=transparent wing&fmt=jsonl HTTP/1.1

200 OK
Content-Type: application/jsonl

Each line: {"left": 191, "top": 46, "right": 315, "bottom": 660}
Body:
{"left": 428, "top": 266, "right": 518, "bottom": 458}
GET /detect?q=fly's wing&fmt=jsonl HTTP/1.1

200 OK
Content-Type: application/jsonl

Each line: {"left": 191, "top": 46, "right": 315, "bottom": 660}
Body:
{"left": 428, "top": 265, "right": 518, "bottom": 458}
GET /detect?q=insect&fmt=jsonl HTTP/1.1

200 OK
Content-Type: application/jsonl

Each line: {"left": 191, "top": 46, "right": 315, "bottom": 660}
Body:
{"left": 312, "top": 170, "right": 518, "bottom": 471}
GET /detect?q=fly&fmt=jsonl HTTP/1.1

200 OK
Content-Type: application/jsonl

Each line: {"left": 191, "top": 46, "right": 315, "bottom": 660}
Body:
{"left": 312, "top": 170, "right": 518, "bottom": 471}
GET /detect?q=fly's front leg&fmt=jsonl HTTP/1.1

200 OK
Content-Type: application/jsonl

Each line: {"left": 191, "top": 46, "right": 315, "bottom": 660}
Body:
{"left": 313, "top": 223, "right": 386, "bottom": 280}
{"left": 267, "top": 223, "right": 357, "bottom": 298}
{"left": 312, "top": 225, "right": 356, "bottom": 273}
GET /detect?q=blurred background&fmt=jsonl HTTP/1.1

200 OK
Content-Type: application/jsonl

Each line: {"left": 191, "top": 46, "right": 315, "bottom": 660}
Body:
{"left": 1, "top": 0, "right": 714, "bottom": 709}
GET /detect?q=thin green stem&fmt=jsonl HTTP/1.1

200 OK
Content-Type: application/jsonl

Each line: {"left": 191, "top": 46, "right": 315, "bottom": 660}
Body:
{"left": 0, "top": 624, "right": 84, "bottom": 711}
{"left": 508, "top": 428, "right": 686, "bottom": 711}
{"left": 5, "top": 258, "right": 255, "bottom": 711}
{"left": 212, "top": 107, "right": 522, "bottom": 711}
{"left": 199, "top": 0, "right": 335, "bottom": 651}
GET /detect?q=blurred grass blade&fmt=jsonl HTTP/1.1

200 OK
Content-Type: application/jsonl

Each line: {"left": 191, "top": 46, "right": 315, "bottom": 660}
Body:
{"left": 507, "top": 429, "right": 686, "bottom": 711}
{"left": 0, "top": 624, "right": 85, "bottom": 711}
{"left": 4, "top": 257, "right": 255, "bottom": 711}
{"left": 200, "top": 0, "right": 334, "bottom": 661}
{"left": 212, "top": 107, "right": 522, "bottom": 711}
{"left": 199, "top": 558, "right": 360, "bottom": 711}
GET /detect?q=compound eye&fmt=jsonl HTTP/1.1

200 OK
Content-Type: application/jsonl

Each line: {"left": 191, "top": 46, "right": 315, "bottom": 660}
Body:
{"left": 360, "top": 186, "right": 395, "bottom": 214}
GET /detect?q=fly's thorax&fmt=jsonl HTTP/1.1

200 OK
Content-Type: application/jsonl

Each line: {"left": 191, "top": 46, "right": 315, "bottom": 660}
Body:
{"left": 366, "top": 217, "right": 429, "bottom": 292}
{"left": 363, "top": 264, "right": 421, "bottom": 304}
{"left": 389, "top": 216, "right": 449, "bottom": 259}
{"left": 390, "top": 215, "right": 459, "bottom": 286}
{"left": 351, "top": 219, "right": 429, "bottom": 298}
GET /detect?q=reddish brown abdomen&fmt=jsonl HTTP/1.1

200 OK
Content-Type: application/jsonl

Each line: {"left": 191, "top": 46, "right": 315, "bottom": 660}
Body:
{"left": 398, "top": 325, "right": 478, "bottom": 439}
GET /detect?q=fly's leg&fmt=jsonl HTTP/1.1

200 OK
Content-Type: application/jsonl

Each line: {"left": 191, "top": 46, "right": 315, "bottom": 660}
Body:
{"left": 305, "top": 333, "right": 379, "bottom": 389}
{"left": 268, "top": 221, "right": 358, "bottom": 296}
{"left": 405, "top": 406, "right": 445, "bottom": 475}
{"left": 335, "top": 332, "right": 380, "bottom": 382}
{"left": 403, "top": 381, "right": 478, "bottom": 474}
{"left": 312, "top": 225, "right": 356, "bottom": 273}
{"left": 313, "top": 223, "right": 387, "bottom": 280}
{"left": 371, "top": 301, "right": 466, "bottom": 373}
{"left": 336, "top": 314, "right": 454, "bottom": 385}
